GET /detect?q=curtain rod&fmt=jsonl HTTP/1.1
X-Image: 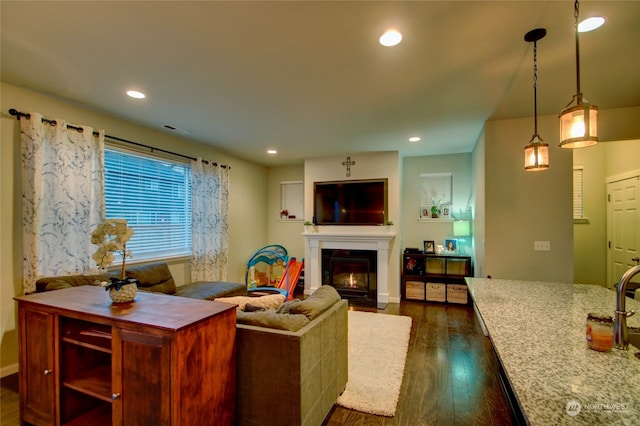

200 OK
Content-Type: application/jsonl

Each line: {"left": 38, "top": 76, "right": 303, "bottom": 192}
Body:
{"left": 8, "top": 108, "right": 229, "bottom": 169}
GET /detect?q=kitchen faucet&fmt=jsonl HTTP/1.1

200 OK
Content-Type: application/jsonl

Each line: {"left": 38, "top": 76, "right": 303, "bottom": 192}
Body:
{"left": 613, "top": 264, "right": 640, "bottom": 350}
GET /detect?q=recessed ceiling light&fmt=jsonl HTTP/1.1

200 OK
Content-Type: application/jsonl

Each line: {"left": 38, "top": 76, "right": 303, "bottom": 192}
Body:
{"left": 267, "top": 149, "right": 277, "bottom": 155}
{"left": 409, "top": 137, "right": 421, "bottom": 142}
{"left": 126, "top": 90, "right": 146, "bottom": 99}
{"left": 379, "top": 29, "right": 402, "bottom": 47}
{"left": 578, "top": 17, "right": 605, "bottom": 32}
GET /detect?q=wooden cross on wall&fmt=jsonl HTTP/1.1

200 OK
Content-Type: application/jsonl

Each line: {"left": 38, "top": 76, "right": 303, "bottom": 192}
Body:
{"left": 342, "top": 156, "right": 356, "bottom": 177}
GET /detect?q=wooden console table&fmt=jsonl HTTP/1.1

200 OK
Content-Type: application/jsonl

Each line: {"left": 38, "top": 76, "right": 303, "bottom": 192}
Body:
{"left": 16, "top": 286, "right": 237, "bottom": 425}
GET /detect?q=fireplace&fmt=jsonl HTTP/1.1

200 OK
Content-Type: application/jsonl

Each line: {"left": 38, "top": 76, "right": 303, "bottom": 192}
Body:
{"left": 322, "top": 249, "right": 377, "bottom": 305}
{"left": 303, "top": 232, "right": 395, "bottom": 309}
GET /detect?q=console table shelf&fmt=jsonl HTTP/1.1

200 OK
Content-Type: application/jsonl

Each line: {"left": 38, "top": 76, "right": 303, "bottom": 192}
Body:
{"left": 401, "top": 253, "right": 472, "bottom": 304}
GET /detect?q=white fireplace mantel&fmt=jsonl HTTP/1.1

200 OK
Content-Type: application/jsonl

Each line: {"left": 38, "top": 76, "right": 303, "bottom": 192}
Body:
{"left": 303, "top": 232, "right": 396, "bottom": 306}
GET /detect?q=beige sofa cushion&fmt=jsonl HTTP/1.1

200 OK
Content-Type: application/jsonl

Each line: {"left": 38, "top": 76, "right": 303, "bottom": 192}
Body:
{"left": 215, "top": 294, "right": 285, "bottom": 311}
{"left": 235, "top": 310, "right": 310, "bottom": 331}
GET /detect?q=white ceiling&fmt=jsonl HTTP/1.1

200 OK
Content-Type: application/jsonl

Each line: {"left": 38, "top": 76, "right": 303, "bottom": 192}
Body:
{"left": 2, "top": 1, "right": 639, "bottom": 166}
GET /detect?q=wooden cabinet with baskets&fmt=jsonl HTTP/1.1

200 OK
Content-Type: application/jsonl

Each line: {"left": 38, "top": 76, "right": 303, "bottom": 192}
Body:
{"left": 401, "top": 253, "right": 472, "bottom": 304}
{"left": 16, "top": 286, "right": 236, "bottom": 426}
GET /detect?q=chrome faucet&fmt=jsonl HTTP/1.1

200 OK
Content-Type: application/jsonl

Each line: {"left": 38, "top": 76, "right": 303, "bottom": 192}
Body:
{"left": 613, "top": 265, "right": 640, "bottom": 350}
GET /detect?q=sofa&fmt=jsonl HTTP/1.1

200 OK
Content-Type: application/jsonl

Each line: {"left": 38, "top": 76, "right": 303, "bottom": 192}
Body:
{"left": 34, "top": 261, "right": 248, "bottom": 300}
{"left": 36, "top": 263, "right": 348, "bottom": 425}
{"left": 230, "top": 285, "right": 348, "bottom": 426}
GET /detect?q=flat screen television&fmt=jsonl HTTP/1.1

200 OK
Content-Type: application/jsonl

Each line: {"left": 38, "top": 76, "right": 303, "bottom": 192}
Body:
{"left": 313, "top": 179, "right": 388, "bottom": 225}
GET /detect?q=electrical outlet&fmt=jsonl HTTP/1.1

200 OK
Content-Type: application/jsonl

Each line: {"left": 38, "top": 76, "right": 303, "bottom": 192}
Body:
{"left": 534, "top": 241, "right": 551, "bottom": 251}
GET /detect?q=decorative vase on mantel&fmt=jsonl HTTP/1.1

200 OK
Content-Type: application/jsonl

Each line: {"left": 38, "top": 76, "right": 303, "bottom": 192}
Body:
{"left": 106, "top": 277, "right": 139, "bottom": 303}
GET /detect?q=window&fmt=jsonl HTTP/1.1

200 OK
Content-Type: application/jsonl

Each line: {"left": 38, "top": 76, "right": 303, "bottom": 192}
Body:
{"left": 105, "top": 147, "right": 192, "bottom": 262}
{"left": 573, "top": 166, "right": 586, "bottom": 221}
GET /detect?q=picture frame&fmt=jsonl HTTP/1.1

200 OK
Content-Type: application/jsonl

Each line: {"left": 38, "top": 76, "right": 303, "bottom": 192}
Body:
{"left": 424, "top": 240, "right": 435, "bottom": 254}
{"left": 444, "top": 239, "right": 457, "bottom": 254}
{"left": 421, "top": 208, "right": 430, "bottom": 219}
{"left": 441, "top": 205, "right": 451, "bottom": 219}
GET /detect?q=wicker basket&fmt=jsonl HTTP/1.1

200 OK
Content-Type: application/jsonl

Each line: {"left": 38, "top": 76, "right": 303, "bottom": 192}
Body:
{"left": 109, "top": 282, "right": 137, "bottom": 303}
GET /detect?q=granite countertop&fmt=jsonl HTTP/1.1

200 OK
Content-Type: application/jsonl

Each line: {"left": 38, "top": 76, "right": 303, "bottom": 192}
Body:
{"left": 466, "top": 278, "right": 640, "bottom": 425}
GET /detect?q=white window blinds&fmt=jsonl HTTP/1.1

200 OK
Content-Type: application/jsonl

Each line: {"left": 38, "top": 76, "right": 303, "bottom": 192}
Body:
{"left": 573, "top": 166, "right": 584, "bottom": 220}
{"left": 104, "top": 147, "right": 192, "bottom": 261}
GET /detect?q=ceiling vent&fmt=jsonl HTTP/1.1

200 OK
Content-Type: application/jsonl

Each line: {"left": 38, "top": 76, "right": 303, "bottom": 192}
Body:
{"left": 163, "top": 124, "right": 190, "bottom": 135}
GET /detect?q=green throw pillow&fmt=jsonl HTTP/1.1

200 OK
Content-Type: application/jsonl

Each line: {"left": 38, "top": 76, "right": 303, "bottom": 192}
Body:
{"left": 287, "top": 285, "right": 341, "bottom": 320}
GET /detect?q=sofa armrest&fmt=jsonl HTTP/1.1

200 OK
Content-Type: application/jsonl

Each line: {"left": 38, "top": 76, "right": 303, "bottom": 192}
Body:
{"left": 35, "top": 274, "right": 111, "bottom": 292}
{"left": 235, "top": 299, "right": 347, "bottom": 426}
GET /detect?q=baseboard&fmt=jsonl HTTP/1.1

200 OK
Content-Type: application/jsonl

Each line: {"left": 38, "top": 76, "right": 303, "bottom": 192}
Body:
{"left": 1, "top": 363, "right": 19, "bottom": 378}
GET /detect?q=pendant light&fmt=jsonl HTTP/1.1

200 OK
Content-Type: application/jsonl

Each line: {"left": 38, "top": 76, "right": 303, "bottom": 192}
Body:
{"left": 524, "top": 28, "right": 549, "bottom": 171}
{"left": 559, "top": 0, "right": 598, "bottom": 148}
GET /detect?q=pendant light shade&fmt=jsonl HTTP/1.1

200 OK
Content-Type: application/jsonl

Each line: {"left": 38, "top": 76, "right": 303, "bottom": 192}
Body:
{"left": 559, "top": 0, "right": 598, "bottom": 148}
{"left": 524, "top": 136, "right": 549, "bottom": 171}
{"left": 559, "top": 102, "right": 598, "bottom": 148}
{"left": 523, "top": 28, "right": 549, "bottom": 171}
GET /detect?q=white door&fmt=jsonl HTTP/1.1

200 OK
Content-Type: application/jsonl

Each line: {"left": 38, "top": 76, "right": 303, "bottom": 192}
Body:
{"left": 607, "top": 172, "right": 640, "bottom": 287}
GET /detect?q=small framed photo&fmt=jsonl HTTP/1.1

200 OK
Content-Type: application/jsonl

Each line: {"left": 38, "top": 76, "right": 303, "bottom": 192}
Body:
{"left": 441, "top": 205, "right": 451, "bottom": 219}
{"left": 444, "top": 239, "right": 457, "bottom": 254}
{"left": 420, "top": 208, "right": 430, "bottom": 219}
{"left": 424, "top": 240, "right": 435, "bottom": 254}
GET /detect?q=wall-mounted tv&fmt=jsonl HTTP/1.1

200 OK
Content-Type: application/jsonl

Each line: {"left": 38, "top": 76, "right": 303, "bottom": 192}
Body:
{"left": 313, "top": 179, "right": 388, "bottom": 226}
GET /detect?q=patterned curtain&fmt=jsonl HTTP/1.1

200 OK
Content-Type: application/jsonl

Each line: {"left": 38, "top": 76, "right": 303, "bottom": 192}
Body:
{"left": 191, "top": 158, "right": 229, "bottom": 281}
{"left": 21, "top": 112, "right": 105, "bottom": 293}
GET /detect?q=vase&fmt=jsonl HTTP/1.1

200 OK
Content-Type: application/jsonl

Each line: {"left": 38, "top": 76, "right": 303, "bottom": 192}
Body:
{"left": 109, "top": 282, "right": 137, "bottom": 303}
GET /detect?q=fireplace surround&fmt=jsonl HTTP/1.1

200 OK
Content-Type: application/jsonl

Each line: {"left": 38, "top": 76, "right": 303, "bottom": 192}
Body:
{"left": 304, "top": 232, "right": 395, "bottom": 308}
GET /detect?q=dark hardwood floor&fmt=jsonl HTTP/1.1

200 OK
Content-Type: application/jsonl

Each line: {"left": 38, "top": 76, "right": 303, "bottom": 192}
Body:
{"left": 326, "top": 301, "right": 513, "bottom": 426}
{"left": 0, "top": 373, "right": 19, "bottom": 426}
{"left": 0, "top": 301, "right": 512, "bottom": 426}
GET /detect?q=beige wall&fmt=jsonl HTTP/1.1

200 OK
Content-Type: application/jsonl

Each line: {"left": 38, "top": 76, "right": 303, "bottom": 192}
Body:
{"left": 472, "top": 131, "right": 486, "bottom": 278}
{"left": 483, "top": 106, "right": 640, "bottom": 283}
{"left": 303, "top": 152, "right": 401, "bottom": 300}
{"left": 484, "top": 113, "right": 574, "bottom": 282}
{"left": 401, "top": 153, "right": 473, "bottom": 254}
{"left": 573, "top": 143, "right": 607, "bottom": 285}
{"left": 267, "top": 164, "right": 305, "bottom": 260}
{"left": 574, "top": 138, "right": 640, "bottom": 286}
{"left": 1, "top": 82, "right": 268, "bottom": 374}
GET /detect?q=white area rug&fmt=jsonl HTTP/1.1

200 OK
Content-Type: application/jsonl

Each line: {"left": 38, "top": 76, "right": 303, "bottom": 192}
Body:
{"left": 336, "top": 310, "right": 412, "bottom": 417}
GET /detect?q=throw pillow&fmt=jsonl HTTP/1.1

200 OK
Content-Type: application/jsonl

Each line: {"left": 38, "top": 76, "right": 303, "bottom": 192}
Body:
{"left": 275, "top": 299, "right": 302, "bottom": 314}
{"left": 215, "top": 294, "right": 285, "bottom": 311}
{"left": 244, "top": 303, "right": 267, "bottom": 312}
{"left": 286, "top": 285, "right": 341, "bottom": 320}
{"left": 236, "top": 310, "right": 310, "bottom": 331}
